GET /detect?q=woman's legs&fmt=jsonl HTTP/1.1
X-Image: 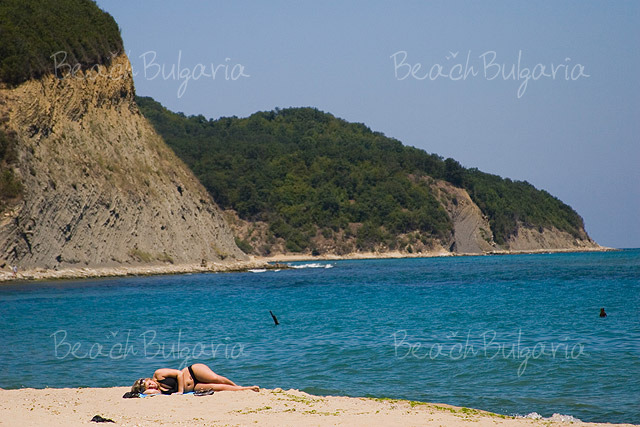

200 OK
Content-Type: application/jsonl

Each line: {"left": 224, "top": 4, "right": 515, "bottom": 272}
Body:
{"left": 194, "top": 383, "right": 259, "bottom": 392}
{"left": 190, "top": 363, "right": 237, "bottom": 386}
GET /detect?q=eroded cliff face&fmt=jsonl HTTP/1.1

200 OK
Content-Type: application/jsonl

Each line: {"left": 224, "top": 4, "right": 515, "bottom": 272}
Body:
{"left": 430, "top": 180, "right": 497, "bottom": 254}
{"left": 504, "top": 225, "right": 600, "bottom": 252}
{"left": 431, "top": 179, "right": 600, "bottom": 254}
{"left": 0, "top": 54, "right": 245, "bottom": 269}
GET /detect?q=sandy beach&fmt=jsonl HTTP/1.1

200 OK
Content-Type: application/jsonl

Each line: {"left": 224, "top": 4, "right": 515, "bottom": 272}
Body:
{"left": 0, "top": 387, "right": 636, "bottom": 427}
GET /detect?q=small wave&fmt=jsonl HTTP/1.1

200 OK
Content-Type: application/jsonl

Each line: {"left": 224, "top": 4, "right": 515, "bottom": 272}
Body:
{"left": 289, "top": 263, "right": 334, "bottom": 269}
{"left": 521, "top": 412, "right": 542, "bottom": 419}
{"left": 248, "top": 269, "right": 267, "bottom": 273}
{"left": 518, "top": 412, "right": 581, "bottom": 423}
{"left": 549, "top": 414, "right": 582, "bottom": 423}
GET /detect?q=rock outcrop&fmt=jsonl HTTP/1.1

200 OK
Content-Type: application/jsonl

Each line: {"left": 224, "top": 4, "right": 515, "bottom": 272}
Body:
{"left": 504, "top": 224, "right": 600, "bottom": 252}
{"left": 431, "top": 180, "right": 600, "bottom": 254}
{"left": 0, "top": 54, "right": 245, "bottom": 269}
{"left": 431, "top": 180, "right": 497, "bottom": 254}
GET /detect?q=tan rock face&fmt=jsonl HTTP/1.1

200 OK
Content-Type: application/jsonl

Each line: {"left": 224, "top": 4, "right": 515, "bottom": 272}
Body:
{"left": 431, "top": 180, "right": 497, "bottom": 254}
{"left": 430, "top": 180, "right": 601, "bottom": 254}
{"left": 0, "top": 54, "right": 245, "bottom": 269}
{"left": 504, "top": 225, "right": 600, "bottom": 252}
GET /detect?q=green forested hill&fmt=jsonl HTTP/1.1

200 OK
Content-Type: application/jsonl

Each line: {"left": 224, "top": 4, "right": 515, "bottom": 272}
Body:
{"left": 0, "top": 0, "right": 123, "bottom": 85}
{"left": 137, "top": 96, "right": 586, "bottom": 253}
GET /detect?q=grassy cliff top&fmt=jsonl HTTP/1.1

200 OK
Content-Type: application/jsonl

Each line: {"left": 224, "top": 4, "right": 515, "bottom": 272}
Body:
{"left": 0, "top": 0, "right": 123, "bottom": 85}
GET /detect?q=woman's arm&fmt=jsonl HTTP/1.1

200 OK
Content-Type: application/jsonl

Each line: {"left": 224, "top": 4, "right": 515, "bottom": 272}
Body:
{"left": 153, "top": 368, "right": 184, "bottom": 394}
{"left": 153, "top": 368, "right": 183, "bottom": 380}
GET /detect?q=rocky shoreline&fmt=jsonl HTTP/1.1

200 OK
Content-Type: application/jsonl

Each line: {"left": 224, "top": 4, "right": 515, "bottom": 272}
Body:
{"left": 0, "top": 259, "right": 278, "bottom": 283}
{"left": 0, "top": 246, "right": 614, "bottom": 284}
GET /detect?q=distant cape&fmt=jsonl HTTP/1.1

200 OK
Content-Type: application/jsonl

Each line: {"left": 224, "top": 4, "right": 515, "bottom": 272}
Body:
{"left": 137, "top": 99, "right": 602, "bottom": 257}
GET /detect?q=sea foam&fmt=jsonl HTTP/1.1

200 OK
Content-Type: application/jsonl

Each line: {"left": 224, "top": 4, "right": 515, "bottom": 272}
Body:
{"left": 288, "top": 263, "right": 334, "bottom": 269}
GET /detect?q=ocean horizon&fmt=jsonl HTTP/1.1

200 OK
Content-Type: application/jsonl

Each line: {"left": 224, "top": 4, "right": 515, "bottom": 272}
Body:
{"left": 1, "top": 249, "right": 638, "bottom": 424}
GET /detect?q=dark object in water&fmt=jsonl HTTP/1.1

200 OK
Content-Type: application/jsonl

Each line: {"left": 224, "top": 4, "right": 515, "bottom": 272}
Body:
{"left": 269, "top": 310, "right": 279, "bottom": 325}
{"left": 122, "top": 391, "right": 140, "bottom": 398}
{"left": 194, "top": 389, "right": 216, "bottom": 396}
{"left": 91, "top": 415, "right": 115, "bottom": 423}
{"left": 600, "top": 308, "right": 607, "bottom": 318}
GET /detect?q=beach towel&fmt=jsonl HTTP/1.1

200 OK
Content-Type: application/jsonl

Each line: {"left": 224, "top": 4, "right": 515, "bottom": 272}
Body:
{"left": 123, "top": 390, "right": 215, "bottom": 398}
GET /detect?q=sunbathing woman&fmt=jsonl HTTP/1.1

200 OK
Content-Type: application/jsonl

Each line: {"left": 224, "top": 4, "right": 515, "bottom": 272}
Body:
{"left": 131, "top": 363, "right": 259, "bottom": 395}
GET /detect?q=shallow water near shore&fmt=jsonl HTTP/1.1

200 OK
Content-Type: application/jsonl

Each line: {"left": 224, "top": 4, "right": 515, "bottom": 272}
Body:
{"left": 1, "top": 250, "right": 639, "bottom": 424}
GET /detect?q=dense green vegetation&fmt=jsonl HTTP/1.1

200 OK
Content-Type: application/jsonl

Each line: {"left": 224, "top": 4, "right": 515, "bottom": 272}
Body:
{"left": 464, "top": 172, "right": 584, "bottom": 244}
{"left": 0, "top": 0, "right": 123, "bottom": 85}
{"left": 137, "top": 96, "right": 585, "bottom": 251}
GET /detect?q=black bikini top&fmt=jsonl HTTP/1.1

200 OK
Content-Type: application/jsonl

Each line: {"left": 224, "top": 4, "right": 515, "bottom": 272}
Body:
{"left": 158, "top": 377, "right": 178, "bottom": 394}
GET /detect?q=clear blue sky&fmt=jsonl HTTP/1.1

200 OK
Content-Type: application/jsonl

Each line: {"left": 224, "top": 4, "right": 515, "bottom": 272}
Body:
{"left": 96, "top": 0, "right": 639, "bottom": 248}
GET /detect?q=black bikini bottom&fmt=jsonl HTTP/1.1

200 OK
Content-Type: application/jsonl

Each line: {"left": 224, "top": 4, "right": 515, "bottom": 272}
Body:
{"left": 188, "top": 365, "right": 199, "bottom": 387}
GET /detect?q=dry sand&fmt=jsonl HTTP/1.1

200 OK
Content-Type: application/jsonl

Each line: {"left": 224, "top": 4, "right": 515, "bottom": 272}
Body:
{"left": 0, "top": 387, "right": 635, "bottom": 427}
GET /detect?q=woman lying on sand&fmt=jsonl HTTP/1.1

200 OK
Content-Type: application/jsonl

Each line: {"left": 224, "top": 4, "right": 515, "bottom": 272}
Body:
{"left": 131, "top": 363, "right": 259, "bottom": 395}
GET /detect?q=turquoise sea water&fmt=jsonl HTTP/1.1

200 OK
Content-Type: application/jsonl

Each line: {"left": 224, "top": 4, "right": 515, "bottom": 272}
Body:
{"left": 1, "top": 250, "right": 639, "bottom": 423}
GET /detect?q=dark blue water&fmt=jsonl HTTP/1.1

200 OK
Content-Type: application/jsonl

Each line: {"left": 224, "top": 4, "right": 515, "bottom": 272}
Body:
{"left": 1, "top": 250, "right": 639, "bottom": 423}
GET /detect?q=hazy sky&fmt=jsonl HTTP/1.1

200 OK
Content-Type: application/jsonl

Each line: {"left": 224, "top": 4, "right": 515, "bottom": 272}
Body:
{"left": 96, "top": 0, "right": 639, "bottom": 248}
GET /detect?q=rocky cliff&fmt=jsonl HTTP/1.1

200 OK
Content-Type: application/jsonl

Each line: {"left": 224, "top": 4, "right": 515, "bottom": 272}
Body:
{"left": 430, "top": 180, "right": 497, "bottom": 254}
{"left": 431, "top": 180, "right": 600, "bottom": 254}
{"left": 503, "top": 224, "right": 600, "bottom": 252}
{"left": 0, "top": 54, "right": 245, "bottom": 269}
